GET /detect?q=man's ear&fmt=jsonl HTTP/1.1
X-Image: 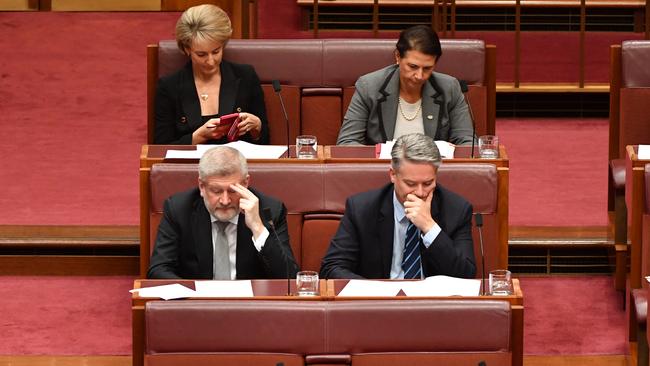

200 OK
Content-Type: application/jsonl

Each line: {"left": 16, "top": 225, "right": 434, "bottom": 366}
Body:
{"left": 394, "top": 50, "right": 400, "bottom": 64}
{"left": 243, "top": 174, "right": 250, "bottom": 188}
{"left": 389, "top": 167, "right": 397, "bottom": 184}
{"left": 198, "top": 178, "right": 205, "bottom": 197}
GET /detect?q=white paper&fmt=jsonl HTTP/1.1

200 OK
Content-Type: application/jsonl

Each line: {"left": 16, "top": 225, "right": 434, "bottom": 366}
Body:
{"left": 377, "top": 140, "right": 454, "bottom": 159}
{"left": 130, "top": 283, "right": 196, "bottom": 300}
{"left": 165, "top": 142, "right": 288, "bottom": 160}
{"left": 434, "top": 140, "right": 456, "bottom": 159}
{"left": 400, "top": 275, "right": 481, "bottom": 297}
{"left": 337, "top": 279, "right": 403, "bottom": 297}
{"left": 193, "top": 280, "right": 254, "bottom": 297}
{"left": 645, "top": 276, "right": 650, "bottom": 283}
{"left": 638, "top": 145, "right": 650, "bottom": 160}
{"left": 377, "top": 140, "right": 396, "bottom": 159}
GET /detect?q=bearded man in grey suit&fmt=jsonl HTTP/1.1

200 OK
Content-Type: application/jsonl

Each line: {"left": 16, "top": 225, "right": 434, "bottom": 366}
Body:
{"left": 336, "top": 25, "right": 474, "bottom": 146}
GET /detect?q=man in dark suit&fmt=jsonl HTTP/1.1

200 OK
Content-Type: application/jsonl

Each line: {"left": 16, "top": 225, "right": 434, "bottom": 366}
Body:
{"left": 320, "top": 133, "right": 475, "bottom": 279}
{"left": 148, "top": 146, "right": 298, "bottom": 279}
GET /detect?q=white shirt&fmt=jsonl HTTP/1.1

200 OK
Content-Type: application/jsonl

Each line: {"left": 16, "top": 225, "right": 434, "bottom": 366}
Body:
{"left": 210, "top": 214, "right": 269, "bottom": 280}
{"left": 389, "top": 192, "right": 442, "bottom": 279}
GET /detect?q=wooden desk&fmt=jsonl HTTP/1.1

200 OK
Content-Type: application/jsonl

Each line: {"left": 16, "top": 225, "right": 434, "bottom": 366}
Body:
{"left": 626, "top": 145, "right": 650, "bottom": 290}
{"left": 133, "top": 278, "right": 523, "bottom": 366}
{"left": 326, "top": 278, "right": 524, "bottom": 366}
{"left": 132, "top": 279, "right": 330, "bottom": 366}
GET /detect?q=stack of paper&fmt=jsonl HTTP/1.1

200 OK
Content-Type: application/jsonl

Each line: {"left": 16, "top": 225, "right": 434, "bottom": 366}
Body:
{"left": 376, "top": 140, "right": 455, "bottom": 159}
{"left": 130, "top": 280, "right": 254, "bottom": 300}
{"left": 165, "top": 141, "right": 288, "bottom": 160}
{"left": 338, "top": 275, "right": 480, "bottom": 297}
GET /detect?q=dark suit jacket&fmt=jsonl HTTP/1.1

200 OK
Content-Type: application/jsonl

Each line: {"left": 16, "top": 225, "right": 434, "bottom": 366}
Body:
{"left": 320, "top": 183, "right": 476, "bottom": 279}
{"left": 147, "top": 187, "right": 298, "bottom": 279}
{"left": 336, "top": 64, "right": 474, "bottom": 146}
{"left": 154, "top": 60, "right": 269, "bottom": 145}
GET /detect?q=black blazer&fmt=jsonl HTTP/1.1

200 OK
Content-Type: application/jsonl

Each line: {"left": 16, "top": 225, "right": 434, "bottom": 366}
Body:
{"left": 147, "top": 187, "right": 298, "bottom": 279}
{"left": 154, "top": 60, "right": 270, "bottom": 145}
{"left": 320, "top": 183, "right": 476, "bottom": 279}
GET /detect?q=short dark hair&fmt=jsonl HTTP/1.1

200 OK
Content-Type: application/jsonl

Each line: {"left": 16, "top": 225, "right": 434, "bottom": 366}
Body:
{"left": 395, "top": 25, "right": 442, "bottom": 61}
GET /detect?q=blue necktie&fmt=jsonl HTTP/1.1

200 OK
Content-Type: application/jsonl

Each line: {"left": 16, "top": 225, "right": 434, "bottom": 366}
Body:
{"left": 402, "top": 221, "right": 422, "bottom": 279}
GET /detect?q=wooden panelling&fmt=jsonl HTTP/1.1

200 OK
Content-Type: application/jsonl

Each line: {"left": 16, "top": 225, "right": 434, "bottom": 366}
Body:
{"left": 50, "top": 0, "right": 160, "bottom": 11}
{"left": 0, "top": 0, "right": 36, "bottom": 10}
{"left": 0, "top": 255, "right": 139, "bottom": 276}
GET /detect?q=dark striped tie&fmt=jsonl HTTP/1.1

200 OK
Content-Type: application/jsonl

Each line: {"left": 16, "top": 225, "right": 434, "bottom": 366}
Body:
{"left": 402, "top": 221, "right": 422, "bottom": 279}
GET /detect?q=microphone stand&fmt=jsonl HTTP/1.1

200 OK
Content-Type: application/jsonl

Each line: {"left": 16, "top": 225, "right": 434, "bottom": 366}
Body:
{"left": 475, "top": 212, "right": 486, "bottom": 296}
{"left": 263, "top": 207, "right": 291, "bottom": 296}
{"left": 272, "top": 80, "right": 291, "bottom": 158}
{"left": 459, "top": 80, "right": 478, "bottom": 158}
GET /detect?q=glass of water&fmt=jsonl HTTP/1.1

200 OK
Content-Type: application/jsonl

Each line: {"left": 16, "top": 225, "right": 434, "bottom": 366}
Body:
{"left": 296, "top": 135, "right": 317, "bottom": 159}
{"left": 478, "top": 135, "right": 499, "bottom": 159}
{"left": 296, "top": 271, "right": 319, "bottom": 296}
{"left": 489, "top": 269, "right": 513, "bottom": 296}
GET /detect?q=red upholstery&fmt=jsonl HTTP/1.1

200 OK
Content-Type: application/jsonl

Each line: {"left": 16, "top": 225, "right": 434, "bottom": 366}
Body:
{"left": 622, "top": 40, "right": 650, "bottom": 88}
{"left": 145, "top": 162, "right": 503, "bottom": 278}
{"left": 144, "top": 299, "right": 512, "bottom": 366}
{"left": 149, "top": 39, "right": 494, "bottom": 145}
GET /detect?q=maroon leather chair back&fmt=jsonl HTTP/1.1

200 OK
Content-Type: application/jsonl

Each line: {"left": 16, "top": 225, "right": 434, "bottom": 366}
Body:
{"left": 145, "top": 299, "right": 512, "bottom": 366}
{"left": 618, "top": 41, "right": 650, "bottom": 158}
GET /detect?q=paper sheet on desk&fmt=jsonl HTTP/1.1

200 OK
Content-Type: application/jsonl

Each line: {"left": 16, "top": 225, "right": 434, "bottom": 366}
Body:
{"left": 376, "top": 140, "right": 455, "bottom": 159}
{"left": 337, "top": 280, "right": 403, "bottom": 297}
{"left": 400, "top": 275, "right": 481, "bottom": 297}
{"left": 130, "top": 284, "right": 196, "bottom": 300}
{"left": 193, "top": 280, "right": 254, "bottom": 297}
{"left": 166, "top": 141, "right": 287, "bottom": 159}
{"left": 639, "top": 145, "right": 650, "bottom": 160}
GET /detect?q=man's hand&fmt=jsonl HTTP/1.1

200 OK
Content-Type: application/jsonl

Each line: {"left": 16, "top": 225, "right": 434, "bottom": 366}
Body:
{"left": 403, "top": 191, "right": 435, "bottom": 233}
{"left": 231, "top": 183, "right": 266, "bottom": 239}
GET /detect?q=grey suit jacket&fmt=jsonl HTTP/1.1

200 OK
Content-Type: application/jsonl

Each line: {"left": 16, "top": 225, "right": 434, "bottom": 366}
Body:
{"left": 336, "top": 64, "right": 474, "bottom": 146}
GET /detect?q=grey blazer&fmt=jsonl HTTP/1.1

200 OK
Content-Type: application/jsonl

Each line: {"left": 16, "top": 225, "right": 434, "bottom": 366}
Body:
{"left": 336, "top": 64, "right": 475, "bottom": 146}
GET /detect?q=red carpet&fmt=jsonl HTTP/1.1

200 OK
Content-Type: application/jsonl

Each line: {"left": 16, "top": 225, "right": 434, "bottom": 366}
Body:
{"left": 497, "top": 118, "right": 609, "bottom": 227}
{"left": 0, "top": 12, "right": 178, "bottom": 225}
{"left": 0, "top": 275, "right": 624, "bottom": 355}
{"left": 0, "top": 276, "right": 134, "bottom": 355}
{"left": 520, "top": 276, "right": 626, "bottom": 355}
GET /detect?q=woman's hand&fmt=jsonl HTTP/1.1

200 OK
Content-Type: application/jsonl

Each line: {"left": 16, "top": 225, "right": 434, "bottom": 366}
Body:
{"left": 191, "top": 118, "right": 229, "bottom": 144}
{"left": 237, "top": 112, "right": 262, "bottom": 140}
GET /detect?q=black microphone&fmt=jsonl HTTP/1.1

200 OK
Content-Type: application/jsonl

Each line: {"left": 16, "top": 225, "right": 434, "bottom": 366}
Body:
{"left": 272, "top": 80, "right": 291, "bottom": 158}
{"left": 478, "top": 362, "right": 487, "bottom": 366}
{"left": 263, "top": 207, "right": 291, "bottom": 296}
{"left": 474, "top": 212, "right": 486, "bottom": 296}
{"left": 459, "top": 80, "right": 478, "bottom": 158}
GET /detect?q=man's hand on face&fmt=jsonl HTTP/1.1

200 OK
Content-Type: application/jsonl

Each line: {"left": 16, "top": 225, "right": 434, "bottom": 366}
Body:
{"left": 230, "top": 183, "right": 266, "bottom": 239}
{"left": 403, "top": 191, "right": 435, "bottom": 233}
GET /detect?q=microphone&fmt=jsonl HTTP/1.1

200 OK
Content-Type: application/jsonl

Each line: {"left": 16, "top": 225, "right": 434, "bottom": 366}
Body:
{"left": 478, "top": 362, "right": 487, "bottom": 366}
{"left": 263, "top": 207, "right": 291, "bottom": 296}
{"left": 474, "top": 212, "right": 486, "bottom": 296}
{"left": 272, "top": 80, "right": 291, "bottom": 158}
{"left": 459, "top": 80, "right": 478, "bottom": 158}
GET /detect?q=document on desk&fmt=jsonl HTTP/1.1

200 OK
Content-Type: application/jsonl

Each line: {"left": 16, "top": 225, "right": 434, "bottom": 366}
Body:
{"left": 639, "top": 145, "right": 650, "bottom": 160}
{"left": 165, "top": 141, "right": 287, "bottom": 160}
{"left": 376, "top": 140, "right": 454, "bottom": 159}
{"left": 337, "top": 280, "right": 403, "bottom": 297}
{"left": 193, "top": 280, "right": 254, "bottom": 297}
{"left": 130, "top": 284, "right": 196, "bottom": 300}
{"left": 400, "top": 275, "right": 481, "bottom": 297}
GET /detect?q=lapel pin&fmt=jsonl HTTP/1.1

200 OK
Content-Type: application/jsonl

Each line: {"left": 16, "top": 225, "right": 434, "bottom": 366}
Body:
{"left": 427, "top": 115, "right": 434, "bottom": 120}
{"left": 236, "top": 107, "right": 242, "bottom": 112}
{"left": 180, "top": 116, "right": 187, "bottom": 124}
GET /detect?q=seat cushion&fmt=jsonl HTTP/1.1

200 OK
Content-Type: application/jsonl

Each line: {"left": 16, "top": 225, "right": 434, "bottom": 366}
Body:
{"left": 610, "top": 159, "right": 626, "bottom": 191}
{"left": 632, "top": 288, "right": 647, "bottom": 326}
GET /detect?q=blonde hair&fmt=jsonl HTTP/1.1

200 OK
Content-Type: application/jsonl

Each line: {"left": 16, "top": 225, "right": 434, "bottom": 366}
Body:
{"left": 176, "top": 4, "right": 233, "bottom": 54}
